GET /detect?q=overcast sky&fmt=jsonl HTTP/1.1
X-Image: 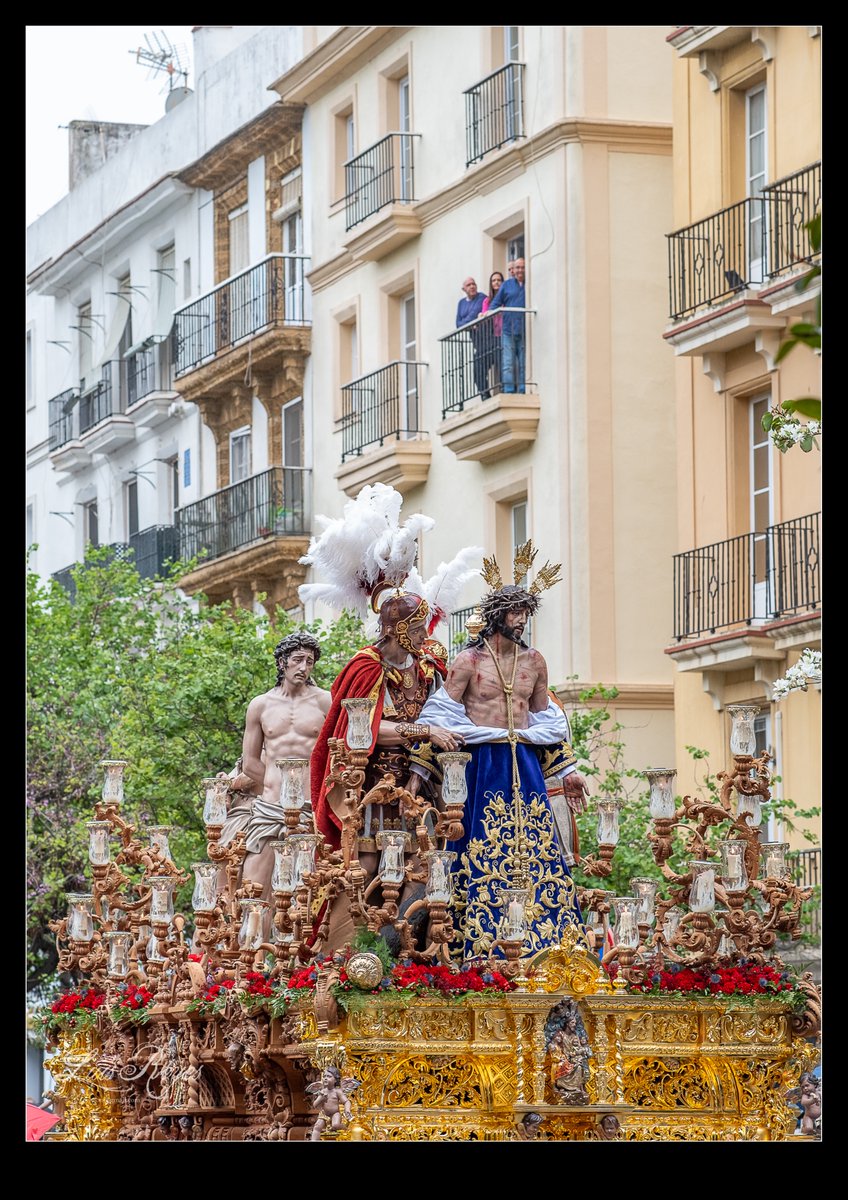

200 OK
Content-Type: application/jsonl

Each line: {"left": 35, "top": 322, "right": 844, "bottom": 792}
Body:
{"left": 26, "top": 25, "right": 195, "bottom": 225}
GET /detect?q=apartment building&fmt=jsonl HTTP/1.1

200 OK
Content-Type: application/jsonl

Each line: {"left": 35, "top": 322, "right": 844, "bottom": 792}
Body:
{"left": 663, "top": 26, "right": 821, "bottom": 847}
{"left": 271, "top": 25, "right": 677, "bottom": 769}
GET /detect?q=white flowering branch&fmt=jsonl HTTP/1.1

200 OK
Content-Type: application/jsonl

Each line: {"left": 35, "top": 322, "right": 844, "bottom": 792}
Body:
{"left": 762, "top": 404, "right": 821, "bottom": 454}
{"left": 772, "top": 649, "right": 821, "bottom": 700}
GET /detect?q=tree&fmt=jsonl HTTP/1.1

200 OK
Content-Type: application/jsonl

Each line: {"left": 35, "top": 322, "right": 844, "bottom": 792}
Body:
{"left": 26, "top": 548, "right": 364, "bottom": 992}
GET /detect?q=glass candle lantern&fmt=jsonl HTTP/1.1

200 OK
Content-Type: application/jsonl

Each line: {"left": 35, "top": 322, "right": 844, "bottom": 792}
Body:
{"left": 688, "top": 861, "right": 716, "bottom": 913}
{"left": 736, "top": 792, "right": 763, "bottom": 828}
{"left": 276, "top": 758, "right": 309, "bottom": 811}
{"left": 202, "top": 778, "right": 228, "bottom": 826}
{"left": 760, "top": 842, "right": 790, "bottom": 881}
{"left": 376, "top": 830, "right": 410, "bottom": 885}
{"left": 149, "top": 826, "right": 173, "bottom": 861}
{"left": 424, "top": 850, "right": 456, "bottom": 904}
{"left": 148, "top": 877, "right": 175, "bottom": 924}
{"left": 501, "top": 888, "right": 530, "bottom": 942}
{"left": 238, "top": 899, "right": 268, "bottom": 950}
{"left": 270, "top": 840, "right": 296, "bottom": 893}
{"left": 86, "top": 820, "right": 112, "bottom": 867}
{"left": 98, "top": 760, "right": 127, "bottom": 806}
{"left": 103, "top": 930, "right": 133, "bottom": 978}
{"left": 191, "top": 862, "right": 218, "bottom": 913}
{"left": 436, "top": 751, "right": 472, "bottom": 808}
{"left": 631, "top": 877, "right": 659, "bottom": 926}
{"left": 662, "top": 906, "right": 684, "bottom": 942}
{"left": 291, "top": 834, "right": 321, "bottom": 888}
{"left": 714, "top": 910, "right": 733, "bottom": 957}
{"left": 341, "top": 698, "right": 373, "bottom": 751}
{"left": 646, "top": 769, "right": 677, "bottom": 820}
{"left": 727, "top": 705, "right": 759, "bottom": 757}
{"left": 719, "top": 839, "right": 749, "bottom": 892}
{"left": 610, "top": 897, "right": 640, "bottom": 949}
{"left": 596, "top": 799, "right": 623, "bottom": 846}
{"left": 66, "top": 893, "right": 95, "bottom": 943}
{"left": 145, "top": 930, "right": 166, "bottom": 963}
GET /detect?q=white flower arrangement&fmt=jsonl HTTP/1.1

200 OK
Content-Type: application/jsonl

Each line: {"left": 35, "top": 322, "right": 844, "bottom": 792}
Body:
{"left": 762, "top": 405, "right": 821, "bottom": 454}
{"left": 772, "top": 648, "right": 822, "bottom": 700}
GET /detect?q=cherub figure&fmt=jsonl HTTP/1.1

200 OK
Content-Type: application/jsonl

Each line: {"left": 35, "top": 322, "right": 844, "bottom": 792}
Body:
{"left": 306, "top": 1067, "right": 360, "bottom": 1141}
{"left": 798, "top": 1072, "right": 821, "bottom": 1137}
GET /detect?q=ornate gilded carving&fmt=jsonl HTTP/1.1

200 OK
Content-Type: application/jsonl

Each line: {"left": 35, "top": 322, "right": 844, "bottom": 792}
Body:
{"left": 623, "top": 1010, "right": 699, "bottom": 1044}
{"left": 623, "top": 1057, "right": 715, "bottom": 1110}
{"left": 44, "top": 1028, "right": 123, "bottom": 1142}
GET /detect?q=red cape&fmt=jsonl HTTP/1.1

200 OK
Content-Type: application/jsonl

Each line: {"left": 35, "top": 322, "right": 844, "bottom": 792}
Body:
{"left": 310, "top": 648, "right": 446, "bottom": 849}
{"left": 310, "top": 649, "right": 386, "bottom": 849}
{"left": 26, "top": 1103, "right": 59, "bottom": 1141}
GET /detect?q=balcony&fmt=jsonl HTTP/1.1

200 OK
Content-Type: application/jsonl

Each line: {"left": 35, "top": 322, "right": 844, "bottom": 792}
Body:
{"left": 125, "top": 330, "right": 179, "bottom": 429}
{"left": 78, "top": 360, "right": 135, "bottom": 454}
{"left": 174, "top": 255, "right": 311, "bottom": 401}
{"left": 342, "top": 134, "right": 422, "bottom": 261}
{"left": 668, "top": 513, "right": 821, "bottom": 707}
{"left": 334, "top": 361, "right": 431, "bottom": 497}
{"left": 47, "top": 387, "right": 90, "bottom": 472}
{"left": 665, "top": 163, "right": 821, "bottom": 360}
{"left": 464, "top": 62, "right": 525, "bottom": 168}
{"left": 51, "top": 526, "right": 178, "bottom": 599}
{"left": 175, "top": 467, "right": 312, "bottom": 611}
{"left": 437, "top": 309, "right": 540, "bottom": 464}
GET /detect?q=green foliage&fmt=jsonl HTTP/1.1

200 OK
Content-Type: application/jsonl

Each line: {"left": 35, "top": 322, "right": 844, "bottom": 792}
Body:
{"left": 567, "top": 683, "right": 667, "bottom": 896}
{"left": 26, "top": 549, "right": 365, "bottom": 993}
{"left": 773, "top": 214, "right": 821, "bottom": 365}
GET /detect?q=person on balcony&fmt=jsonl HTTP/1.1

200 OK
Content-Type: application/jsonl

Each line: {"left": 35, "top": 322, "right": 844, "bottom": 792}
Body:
{"left": 481, "top": 271, "right": 505, "bottom": 396}
{"left": 455, "top": 276, "right": 491, "bottom": 400}
{"left": 488, "top": 257, "right": 526, "bottom": 393}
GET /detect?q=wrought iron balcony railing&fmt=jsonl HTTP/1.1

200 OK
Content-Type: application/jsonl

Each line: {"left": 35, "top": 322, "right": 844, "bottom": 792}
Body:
{"left": 667, "top": 161, "right": 821, "bottom": 319}
{"left": 440, "top": 308, "right": 534, "bottom": 416}
{"left": 126, "top": 328, "right": 176, "bottom": 406}
{"left": 464, "top": 62, "right": 525, "bottom": 167}
{"left": 672, "top": 512, "right": 820, "bottom": 640}
{"left": 48, "top": 388, "right": 81, "bottom": 450}
{"left": 79, "top": 360, "right": 123, "bottom": 435}
{"left": 174, "top": 254, "right": 310, "bottom": 376}
{"left": 344, "top": 133, "right": 421, "bottom": 231}
{"left": 788, "top": 848, "right": 821, "bottom": 941}
{"left": 337, "top": 361, "right": 426, "bottom": 461}
{"left": 176, "top": 467, "right": 311, "bottom": 565}
{"left": 51, "top": 526, "right": 178, "bottom": 598}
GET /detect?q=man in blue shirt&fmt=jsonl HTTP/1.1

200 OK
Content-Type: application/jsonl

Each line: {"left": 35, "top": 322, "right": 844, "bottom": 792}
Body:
{"left": 455, "top": 277, "right": 491, "bottom": 400}
{"left": 488, "top": 257, "right": 526, "bottom": 393}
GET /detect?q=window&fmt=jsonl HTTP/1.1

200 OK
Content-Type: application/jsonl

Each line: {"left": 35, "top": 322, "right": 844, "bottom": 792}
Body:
{"left": 282, "top": 209, "right": 304, "bottom": 322}
{"left": 230, "top": 427, "right": 252, "bottom": 484}
{"left": 183, "top": 258, "right": 192, "bottom": 300}
{"left": 400, "top": 291, "right": 417, "bottom": 434}
{"left": 504, "top": 26, "right": 520, "bottom": 63}
{"left": 750, "top": 394, "right": 773, "bottom": 618}
{"left": 340, "top": 317, "right": 359, "bottom": 384}
{"left": 166, "top": 456, "right": 179, "bottom": 522}
{"left": 746, "top": 84, "right": 767, "bottom": 283}
{"left": 334, "top": 104, "right": 355, "bottom": 201}
{"left": 398, "top": 74, "right": 412, "bottom": 201}
{"left": 183, "top": 448, "right": 191, "bottom": 490}
{"left": 78, "top": 301, "right": 93, "bottom": 386}
{"left": 228, "top": 203, "right": 250, "bottom": 277}
{"left": 26, "top": 331, "right": 34, "bottom": 411}
{"left": 126, "top": 480, "right": 139, "bottom": 539}
{"left": 26, "top": 502, "right": 35, "bottom": 549}
{"left": 512, "top": 500, "right": 528, "bottom": 582}
{"left": 282, "top": 398, "right": 304, "bottom": 468}
{"left": 84, "top": 500, "right": 99, "bottom": 548}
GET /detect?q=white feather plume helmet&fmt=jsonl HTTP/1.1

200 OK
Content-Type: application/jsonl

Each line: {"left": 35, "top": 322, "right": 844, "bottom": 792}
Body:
{"left": 298, "top": 483, "right": 483, "bottom": 635}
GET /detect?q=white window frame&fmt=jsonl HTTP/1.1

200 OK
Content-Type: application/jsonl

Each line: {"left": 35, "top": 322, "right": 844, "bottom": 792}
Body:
{"left": 229, "top": 426, "right": 252, "bottom": 484}
{"left": 746, "top": 83, "right": 768, "bottom": 283}
{"left": 282, "top": 397, "right": 304, "bottom": 469}
{"left": 750, "top": 393, "right": 773, "bottom": 619}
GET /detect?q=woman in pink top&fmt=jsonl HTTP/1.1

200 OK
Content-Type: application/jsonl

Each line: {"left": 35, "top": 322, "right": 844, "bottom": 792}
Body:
{"left": 481, "top": 271, "right": 504, "bottom": 396}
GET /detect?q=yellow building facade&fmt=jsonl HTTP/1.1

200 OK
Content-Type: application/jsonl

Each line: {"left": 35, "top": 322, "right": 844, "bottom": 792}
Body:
{"left": 663, "top": 27, "right": 821, "bottom": 848}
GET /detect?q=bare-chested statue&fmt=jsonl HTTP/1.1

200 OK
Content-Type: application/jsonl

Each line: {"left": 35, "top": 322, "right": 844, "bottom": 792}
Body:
{"left": 240, "top": 633, "right": 331, "bottom": 915}
{"left": 413, "top": 570, "right": 590, "bottom": 962}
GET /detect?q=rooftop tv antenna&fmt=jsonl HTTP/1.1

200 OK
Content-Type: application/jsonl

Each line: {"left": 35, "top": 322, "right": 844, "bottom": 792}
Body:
{"left": 131, "top": 31, "right": 190, "bottom": 94}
